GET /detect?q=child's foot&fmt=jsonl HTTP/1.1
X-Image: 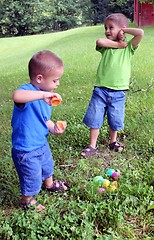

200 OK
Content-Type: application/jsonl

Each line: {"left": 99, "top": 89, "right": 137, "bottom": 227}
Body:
{"left": 19, "top": 197, "right": 45, "bottom": 212}
{"left": 109, "top": 141, "right": 124, "bottom": 152}
{"left": 43, "top": 180, "right": 69, "bottom": 192}
{"left": 80, "top": 145, "right": 98, "bottom": 158}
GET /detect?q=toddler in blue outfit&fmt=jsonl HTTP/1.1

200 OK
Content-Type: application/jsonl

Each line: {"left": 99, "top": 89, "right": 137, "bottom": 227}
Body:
{"left": 11, "top": 50, "right": 69, "bottom": 212}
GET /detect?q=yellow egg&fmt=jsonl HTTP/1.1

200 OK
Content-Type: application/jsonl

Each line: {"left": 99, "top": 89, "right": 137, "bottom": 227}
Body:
{"left": 108, "top": 185, "right": 117, "bottom": 192}
{"left": 103, "top": 179, "right": 110, "bottom": 188}
{"left": 107, "top": 181, "right": 118, "bottom": 192}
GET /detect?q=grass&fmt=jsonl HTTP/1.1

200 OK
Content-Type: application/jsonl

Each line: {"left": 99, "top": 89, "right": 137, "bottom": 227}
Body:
{"left": 0, "top": 25, "right": 154, "bottom": 239}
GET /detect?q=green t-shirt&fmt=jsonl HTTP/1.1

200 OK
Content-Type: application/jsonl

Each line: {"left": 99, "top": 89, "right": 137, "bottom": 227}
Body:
{"left": 96, "top": 41, "right": 138, "bottom": 90}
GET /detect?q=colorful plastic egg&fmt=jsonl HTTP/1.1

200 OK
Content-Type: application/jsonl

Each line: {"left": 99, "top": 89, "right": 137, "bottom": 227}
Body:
{"left": 112, "top": 181, "right": 118, "bottom": 187}
{"left": 51, "top": 96, "right": 61, "bottom": 106}
{"left": 93, "top": 176, "right": 104, "bottom": 183}
{"left": 107, "top": 181, "right": 118, "bottom": 192}
{"left": 103, "top": 179, "right": 110, "bottom": 188}
{"left": 112, "top": 171, "right": 120, "bottom": 179}
{"left": 108, "top": 185, "right": 117, "bottom": 192}
{"left": 106, "top": 169, "right": 115, "bottom": 176}
{"left": 98, "top": 187, "right": 105, "bottom": 193}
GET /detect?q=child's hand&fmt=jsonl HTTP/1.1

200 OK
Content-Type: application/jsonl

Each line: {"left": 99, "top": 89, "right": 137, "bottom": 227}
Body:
{"left": 54, "top": 121, "right": 67, "bottom": 135}
{"left": 117, "top": 30, "right": 126, "bottom": 41}
{"left": 43, "top": 92, "right": 62, "bottom": 106}
{"left": 117, "top": 40, "right": 128, "bottom": 49}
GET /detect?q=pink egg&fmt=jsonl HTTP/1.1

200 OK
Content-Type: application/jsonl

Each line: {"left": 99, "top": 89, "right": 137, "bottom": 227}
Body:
{"left": 98, "top": 188, "right": 105, "bottom": 193}
{"left": 112, "top": 172, "right": 120, "bottom": 179}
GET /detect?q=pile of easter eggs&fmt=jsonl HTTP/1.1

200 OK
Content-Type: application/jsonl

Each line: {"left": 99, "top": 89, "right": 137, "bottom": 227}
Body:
{"left": 93, "top": 168, "right": 120, "bottom": 193}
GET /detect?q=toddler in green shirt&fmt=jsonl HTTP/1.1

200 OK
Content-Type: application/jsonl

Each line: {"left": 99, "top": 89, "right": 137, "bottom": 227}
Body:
{"left": 81, "top": 13, "right": 144, "bottom": 158}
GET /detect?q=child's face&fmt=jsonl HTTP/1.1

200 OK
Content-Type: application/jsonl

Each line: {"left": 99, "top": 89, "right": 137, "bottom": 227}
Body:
{"left": 39, "top": 65, "right": 64, "bottom": 92}
{"left": 104, "top": 20, "right": 121, "bottom": 41}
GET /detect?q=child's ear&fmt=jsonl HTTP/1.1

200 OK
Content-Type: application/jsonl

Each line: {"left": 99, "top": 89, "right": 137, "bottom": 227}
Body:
{"left": 36, "top": 74, "right": 43, "bottom": 83}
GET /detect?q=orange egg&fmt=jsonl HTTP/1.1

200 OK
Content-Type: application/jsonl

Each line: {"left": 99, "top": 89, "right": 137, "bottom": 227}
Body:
{"left": 57, "top": 121, "right": 66, "bottom": 130}
{"left": 51, "top": 96, "right": 61, "bottom": 106}
{"left": 111, "top": 181, "right": 118, "bottom": 187}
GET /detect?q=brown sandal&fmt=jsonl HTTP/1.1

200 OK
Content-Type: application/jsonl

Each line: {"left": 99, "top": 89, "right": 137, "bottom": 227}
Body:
{"left": 19, "top": 197, "right": 45, "bottom": 212}
{"left": 80, "top": 145, "right": 98, "bottom": 158}
{"left": 43, "top": 180, "right": 69, "bottom": 192}
{"left": 109, "top": 142, "right": 124, "bottom": 152}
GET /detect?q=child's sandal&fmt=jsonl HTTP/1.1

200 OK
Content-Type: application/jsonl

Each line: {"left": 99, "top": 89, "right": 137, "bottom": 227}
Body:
{"left": 43, "top": 180, "right": 69, "bottom": 192}
{"left": 80, "top": 145, "right": 98, "bottom": 158}
{"left": 109, "top": 142, "right": 124, "bottom": 152}
{"left": 19, "top": 197, "right": 45, "bottom": 212}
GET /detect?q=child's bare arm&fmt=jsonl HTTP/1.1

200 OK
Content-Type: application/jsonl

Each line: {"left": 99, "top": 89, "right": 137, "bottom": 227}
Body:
{"left": 46, "top": 119, "right": 66, "bottom": 135}
{"left": 121, "top": 28, "right": 144, "bottom": 49}
{"left": 12, "top": 90, "right": 61, "bottom": 106}
{"left": 96, "top": 38, "right": 128, "bottom": 49}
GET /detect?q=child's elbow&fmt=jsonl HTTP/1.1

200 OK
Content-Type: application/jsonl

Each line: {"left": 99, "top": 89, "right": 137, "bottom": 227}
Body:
{"left": 96, "top": 38, "right": 104, "bottom": 47}
{"left": 140, "top": 29, "right": 144, "bottom": 37}
{"left": 12, "top": 91, "right": 19, "bottom": 102}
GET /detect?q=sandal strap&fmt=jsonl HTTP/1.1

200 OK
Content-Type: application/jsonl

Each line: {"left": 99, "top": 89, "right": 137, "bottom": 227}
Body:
{"left": 81, "top": 145, "right": 98, "bottom": 158}
{"left": 45, "top": 180, "right": 69, "bottom": 192}
{"left": 19, "top": 197, "right": 35, "bottom": 209}
{"left": 109, "top": 142, "right": 124, "bottom": 152}
{"left": 19, "top": 197, "right": 45, "bottom": 212}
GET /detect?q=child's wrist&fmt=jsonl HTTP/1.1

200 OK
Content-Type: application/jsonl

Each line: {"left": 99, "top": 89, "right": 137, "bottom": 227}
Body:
{"left": 49, "top": 125, "right": 56, "bottom": 135}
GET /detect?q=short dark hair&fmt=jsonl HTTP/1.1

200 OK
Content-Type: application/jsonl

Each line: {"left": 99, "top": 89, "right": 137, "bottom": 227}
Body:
{"left": 105, "top": 13, "right": 128, "bottom": 27}
{"left": 28, "top": 50, "right": 63, "bottom": 80}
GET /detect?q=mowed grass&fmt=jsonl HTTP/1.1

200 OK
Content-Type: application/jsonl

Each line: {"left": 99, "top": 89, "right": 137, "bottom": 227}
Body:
{"left": 0, "top": 25, "right": 154, "bottom": 239}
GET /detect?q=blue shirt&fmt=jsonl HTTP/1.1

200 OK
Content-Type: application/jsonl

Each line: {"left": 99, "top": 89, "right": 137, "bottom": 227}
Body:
{"left": 11, "top": 83, "right": 52, "bottom": 151}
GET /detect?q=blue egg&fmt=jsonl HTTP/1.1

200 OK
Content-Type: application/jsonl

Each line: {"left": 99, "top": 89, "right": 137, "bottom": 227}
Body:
{"left": 106, "top": 169, "right": 115, "bottom": 176}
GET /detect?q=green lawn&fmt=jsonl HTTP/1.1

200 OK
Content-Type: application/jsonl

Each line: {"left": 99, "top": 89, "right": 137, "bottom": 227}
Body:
{"left": 0, "top": 25, "right": 154, "bottom": 239}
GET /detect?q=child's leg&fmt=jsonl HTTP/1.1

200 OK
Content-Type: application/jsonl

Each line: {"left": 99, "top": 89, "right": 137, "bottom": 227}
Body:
{"left": 12, "top": 147, "right": 47, "bottom": 212}
{"left": 44, "top": 176, "right": 53, "bottom": 187}
{"left": 42, "top": 143, "right": 69, "bottom": 192}
{"left": 107, "top": 90, "right": 126, "bottom": 152}
{"left": 109, "top": 127, "right": 117, "bottom": 144}
{"left": 81, "top": 87, "right": 108, "bottom": 158}
{"left": 109, "top": 127, "right": 124, "bottom": 152}
{"left": 90, "top": 128, "right": 99, "bottom": 148}
{"left": 81, "top": 128, "right": 99, "bottom": 157}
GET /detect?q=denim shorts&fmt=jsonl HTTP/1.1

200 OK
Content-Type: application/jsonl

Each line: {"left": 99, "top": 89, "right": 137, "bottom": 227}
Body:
{"left": 83, "top": 86, "right": 126, "bottom": 130}
{"left": 12, "top": 141, "right": 54, "bottom": 196}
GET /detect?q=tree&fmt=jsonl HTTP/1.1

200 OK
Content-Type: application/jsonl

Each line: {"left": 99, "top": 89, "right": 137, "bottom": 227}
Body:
{"left": 91, "top": 0, "right": 134, "bottom": 25}
{"left": 78, "top": 0, "right": 94, "bottom": 25}
{"left": 108, "top": 0, "right": 134, "bottom": 21}
{"left": 139, "top": 0, "right": 154, "bottom": 4}
{"left": 0, "top": 0, "right": 51, "bottom": 36}
{"left": 51, "top": 0, "right": 93, "bottom": 31}
{"left": 0, "top": 0, "right": 92, "bottom": 36}
{"left": 91, "top": 0, "right": 109, "bottom": 24}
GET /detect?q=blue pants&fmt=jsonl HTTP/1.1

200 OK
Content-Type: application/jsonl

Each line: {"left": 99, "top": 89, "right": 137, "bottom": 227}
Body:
{"left": 12, "top": 141, "right": 54, "bottom": 196}
{"left": 83, "top": 87, "right": 126, "bottom": 130}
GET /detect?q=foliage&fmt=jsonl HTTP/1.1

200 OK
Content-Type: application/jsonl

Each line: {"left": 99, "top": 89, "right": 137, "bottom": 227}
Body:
{"left": 50, "top": 0, "right": 94, "bottom": 31}
{"left": 0, "top": 0, "right": 92, "bottom": 36}
{"left": 109, "top": 0, "right": 134, "bottom": 21}
{"left": 0, "top": 25, "right": 154, "bottom": 239}
{"left": 139, "top": 0, "right": 154, "bottom": 4}
{"left": 0, "top": 0, "right": 141, "bottom": 37}
{"left": 91, "top": 0, "right": 134, "bottom": 24}
{"left": 0, "top": 0, "right": 50, "bottom": 36}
